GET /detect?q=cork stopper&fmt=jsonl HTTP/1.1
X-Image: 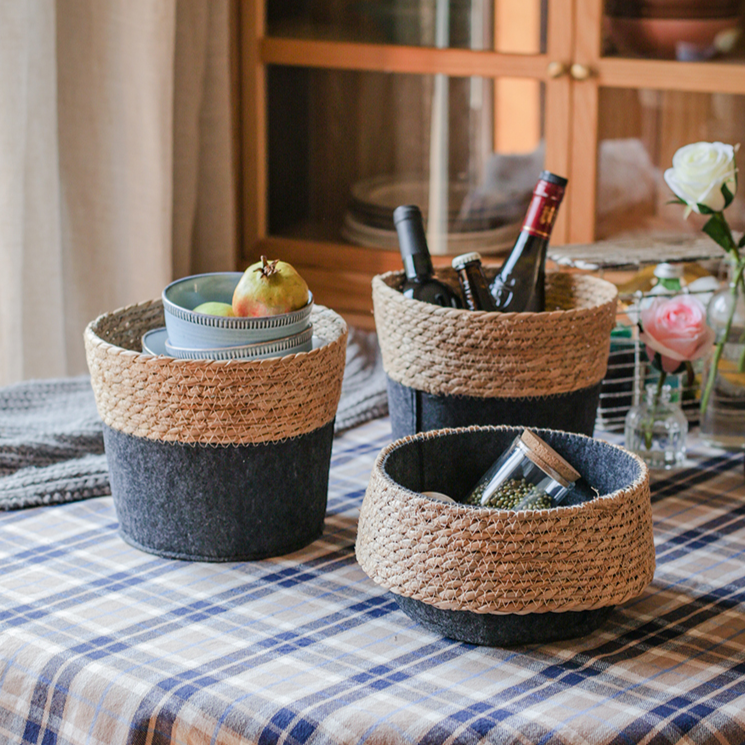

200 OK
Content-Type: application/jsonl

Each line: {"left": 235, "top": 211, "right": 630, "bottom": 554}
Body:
{"left": 519, "top": 429, "right": 581, "bottom": 485}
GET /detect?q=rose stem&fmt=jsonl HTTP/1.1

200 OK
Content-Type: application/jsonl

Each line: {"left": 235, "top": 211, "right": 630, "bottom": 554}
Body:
{"left": 702, "top": 260, "right": 744, "bottom": 413}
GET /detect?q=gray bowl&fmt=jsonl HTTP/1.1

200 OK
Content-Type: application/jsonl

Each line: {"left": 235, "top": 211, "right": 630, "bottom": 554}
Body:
{"left": 164, "top": 325, "right": 314, "bottom": 360}
{"left": 162, "top": 272, "right": 313, "bottom": 349}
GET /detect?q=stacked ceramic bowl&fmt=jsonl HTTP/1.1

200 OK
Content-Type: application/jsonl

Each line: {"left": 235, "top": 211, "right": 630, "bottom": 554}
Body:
{"left": 605, "top": 0, "right": 743, "bottom": 59}
{"left": 142, "top": 272, "right": 315, "bottom": 360}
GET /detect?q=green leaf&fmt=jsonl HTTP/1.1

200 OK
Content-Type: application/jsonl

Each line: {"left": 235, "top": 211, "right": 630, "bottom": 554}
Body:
{"left": 722, "top": 182, "right": 735, "bottom": 209}
{"left": 703, "top": 213, "right": 735, "bottom": 250}
{"left": 697, "top": 203, "right": 715, "bottom": 215}
{"left": 738, "top": 233, "right": 745, "bottom": 248}
{"left": 666, "top": 196, "right": 688, "bottom": 206}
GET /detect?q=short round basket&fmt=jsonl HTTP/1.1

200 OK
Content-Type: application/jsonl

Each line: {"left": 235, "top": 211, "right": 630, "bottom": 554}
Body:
{"left": 373, "top": 270, "right": 618, "bottom": 439}
{"left": 355, "top": 425, "right": 655, "bottom": 646}
{"left": 85, "top": 299, "right": 347, "bottom": 562}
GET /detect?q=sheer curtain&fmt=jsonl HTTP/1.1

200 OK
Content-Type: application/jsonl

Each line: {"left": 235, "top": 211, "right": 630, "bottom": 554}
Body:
{"left": 0, "top": 0, "right": 235, "bottom": 387}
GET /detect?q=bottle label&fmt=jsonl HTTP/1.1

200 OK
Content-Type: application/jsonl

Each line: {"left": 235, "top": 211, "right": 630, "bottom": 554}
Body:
{"left": 522, "top": 179, "right": 566, "bottom": 239}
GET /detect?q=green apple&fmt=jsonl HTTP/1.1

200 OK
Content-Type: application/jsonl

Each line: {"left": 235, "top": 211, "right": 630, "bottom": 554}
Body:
{"left": 193, "top": 301, "right": 235, "bottom": 317}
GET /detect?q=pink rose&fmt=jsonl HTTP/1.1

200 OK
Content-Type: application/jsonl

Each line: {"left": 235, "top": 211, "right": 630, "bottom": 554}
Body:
{"left": 640, "top": 295, "right": 715, "bottom": 374}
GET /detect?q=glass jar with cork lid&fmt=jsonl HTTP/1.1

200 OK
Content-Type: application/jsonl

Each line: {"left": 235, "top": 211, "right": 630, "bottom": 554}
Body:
{"left": 464, "top": 429, "right": 581, "bottom": 510}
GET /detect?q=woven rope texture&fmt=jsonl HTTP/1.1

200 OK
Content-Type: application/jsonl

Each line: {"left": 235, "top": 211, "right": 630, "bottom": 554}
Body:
{"left": 356, "top": 428, "right": 655, "bottom": 615}
{"left": 84, "top": 300, "right": 347, "bottom": 445}
{"left": 373, "top": 270, "right": 617, "bottom": 398}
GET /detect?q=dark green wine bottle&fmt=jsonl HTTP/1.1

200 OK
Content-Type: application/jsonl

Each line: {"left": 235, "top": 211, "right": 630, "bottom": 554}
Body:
{"left": 394, "top": 205, "right": 462, "bottom": 308}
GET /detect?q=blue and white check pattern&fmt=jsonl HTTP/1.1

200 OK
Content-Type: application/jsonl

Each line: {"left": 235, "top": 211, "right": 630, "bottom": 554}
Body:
{"left": 1, "top": 417, "right": 744, "bottom": 745}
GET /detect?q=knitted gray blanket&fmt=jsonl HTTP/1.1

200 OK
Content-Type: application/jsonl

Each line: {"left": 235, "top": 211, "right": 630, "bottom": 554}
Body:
{"left": 0, "top": 328, "right": 388, "bottom": 510}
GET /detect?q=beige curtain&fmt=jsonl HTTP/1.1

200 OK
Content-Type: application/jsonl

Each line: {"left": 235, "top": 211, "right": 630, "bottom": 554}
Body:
{"left": 0, "top": 0, "right": 235, "bottom": 387}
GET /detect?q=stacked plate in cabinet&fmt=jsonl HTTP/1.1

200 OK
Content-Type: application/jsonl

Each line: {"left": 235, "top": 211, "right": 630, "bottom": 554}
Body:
{"left": 341, "top": 174, "right": 527, "bottom": 255}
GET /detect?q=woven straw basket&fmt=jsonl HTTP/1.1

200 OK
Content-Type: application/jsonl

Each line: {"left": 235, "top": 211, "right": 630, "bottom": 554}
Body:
{"left": 356, "top": 425, "right": 655, "bottom": 646}
{"left": 373, "top": 270, "right": 618, "bottom": 440}
{"left": 85, "top": 299, "right": 348, "bottom": 561}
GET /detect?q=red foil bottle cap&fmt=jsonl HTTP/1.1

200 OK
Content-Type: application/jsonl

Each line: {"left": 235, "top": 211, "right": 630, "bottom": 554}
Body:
{"left": 523, "top": 171, "right": 567, "bottom": 239}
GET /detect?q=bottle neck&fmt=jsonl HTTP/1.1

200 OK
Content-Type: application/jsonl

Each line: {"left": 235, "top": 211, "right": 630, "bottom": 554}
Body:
{"left": 394, "top": 207, "right": 435, "bottom": 281}
{"left": 646, "top": 382, "right": 672, "bottom": 405}
{"left": 520, "top": 178, "right": 566, "bottom": 240}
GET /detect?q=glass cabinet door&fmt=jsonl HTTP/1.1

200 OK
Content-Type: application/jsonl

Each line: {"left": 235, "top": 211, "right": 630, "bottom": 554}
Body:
{"left": 241, "top": 0, "right": 572, "bottom": 324}
{"left": 568, "top": 0, "right": 745, "bottom": 243}
{"left": 266, "top": 66, "right": 545, "bottom": 255}
{"left": 595, "top": 87, "right": 745, "bottom": 241}
{"left": 261, "top": 0, "right": 554, "bottom": 256}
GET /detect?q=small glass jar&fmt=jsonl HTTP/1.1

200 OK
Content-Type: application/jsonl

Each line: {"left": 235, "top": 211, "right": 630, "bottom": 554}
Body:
{"left": 464, "top": 430, "right": 580, "bottom": 510}
{"left": 624, "top": 382, "right": 688, "bottom": 469}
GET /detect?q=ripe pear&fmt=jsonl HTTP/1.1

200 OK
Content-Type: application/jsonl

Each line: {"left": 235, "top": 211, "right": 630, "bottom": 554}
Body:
{"left": 232, "top": 256, "right": 309, "bottom": 317}
{"left": 193, "top": 301, "right": 235, "bottom": 317}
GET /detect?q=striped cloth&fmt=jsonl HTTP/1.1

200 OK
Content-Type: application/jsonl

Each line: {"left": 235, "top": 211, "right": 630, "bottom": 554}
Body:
{"left": 0, "top": 417, "right": 744, "bottom": 745}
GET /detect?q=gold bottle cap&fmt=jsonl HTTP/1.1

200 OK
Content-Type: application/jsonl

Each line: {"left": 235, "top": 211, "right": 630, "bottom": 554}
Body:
{"left": 518, "top": 429, "right": 581, "bottom": 486}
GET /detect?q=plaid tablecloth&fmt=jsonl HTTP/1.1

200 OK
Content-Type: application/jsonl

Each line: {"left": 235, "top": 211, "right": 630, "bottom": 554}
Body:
{"left": 1, "top": 417, "right": 744, "bottom": 745}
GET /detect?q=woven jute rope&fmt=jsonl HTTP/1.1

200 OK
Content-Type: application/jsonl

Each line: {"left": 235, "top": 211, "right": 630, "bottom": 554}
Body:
{"left": 372, "top": 270, "right": 618, "bottom": 398}
{"left": 84, "top": 299, "right": 347, "bottom": 445}
{"left": 355, "top": 427, "right": 655, "bottom": 615}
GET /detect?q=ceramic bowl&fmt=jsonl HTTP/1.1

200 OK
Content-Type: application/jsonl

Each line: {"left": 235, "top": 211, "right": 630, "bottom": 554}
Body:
{"left": 163, "top": 324, "right": 314, "bottom": 361}
{"left": 141, "top": 327, "right": 169, "bottom": 356}
{"left": 606, "top": 0, "right": 742, "bottom": 19}
{"left": 162, "top": 272, "right": 314, "bottom": 349}
{"left": 607, "top": 16, "right": 742, "bottom": 58}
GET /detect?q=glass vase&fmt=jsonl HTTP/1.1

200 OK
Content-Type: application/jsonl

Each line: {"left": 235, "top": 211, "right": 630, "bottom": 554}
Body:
{"left": 625, "top": 383, "right": 688, "bottom": 469}
{"left": 699, "top": 276, "right": 745, "bottom": 451}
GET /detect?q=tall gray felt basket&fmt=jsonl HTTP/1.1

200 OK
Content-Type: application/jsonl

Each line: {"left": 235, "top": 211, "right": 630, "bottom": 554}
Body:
{"left": 85, "top": 300, "right": 347, "bottom": 561}
{"left": 373, "top": 269, "right": 618, "bottom": 439}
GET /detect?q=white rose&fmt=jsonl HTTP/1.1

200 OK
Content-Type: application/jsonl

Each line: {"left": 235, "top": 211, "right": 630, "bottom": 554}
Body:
{"left": 664, "top": 141, "right": 738, "bottom": 214}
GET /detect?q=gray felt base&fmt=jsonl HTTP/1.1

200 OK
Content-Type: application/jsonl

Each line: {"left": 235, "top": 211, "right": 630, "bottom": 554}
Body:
{"left": 387, "top": 377, "right": 601, "bottom": 440}
{"left": 380, "top": 426, "right": 642, "bottom": 645}
{"left": 392, "top": 594, "right": 614, "bottom": 647}
{"left": 103, "top": 422, "right": 335, "bottom": 561}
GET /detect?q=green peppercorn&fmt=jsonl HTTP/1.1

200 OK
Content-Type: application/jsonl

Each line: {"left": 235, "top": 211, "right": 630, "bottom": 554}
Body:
{"left": 464, "top": 477, "right": 553, "bottom": 510}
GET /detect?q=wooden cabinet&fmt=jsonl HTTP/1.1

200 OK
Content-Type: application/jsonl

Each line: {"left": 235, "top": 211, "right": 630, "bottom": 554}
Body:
{"left": 237, "top": 0, "right": 745, "bottom": 328}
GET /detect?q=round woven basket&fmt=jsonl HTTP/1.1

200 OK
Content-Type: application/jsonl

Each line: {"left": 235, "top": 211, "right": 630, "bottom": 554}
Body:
{"left": 85, "top": 299, "right": 347, "bottom": 445}
{"left": 84, "top": 299, "right": 348, "bottom": 562}
{"left": 373, "top": 269, "right": 617, "bottom": 399}
{"left": 356, "top": 425, "right": 654, "bottom": 644}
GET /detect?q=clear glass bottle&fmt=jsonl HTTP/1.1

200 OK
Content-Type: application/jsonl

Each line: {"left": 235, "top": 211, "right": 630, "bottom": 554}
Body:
{"left": 464, "top": 429, "right": 580, "bottom": 510}
{"left": 699, "top": 262, "right": 745, "bottom": 451}
{"left": 650, "top": 262, "right": 684, "bottom": 295}
{"left": 624, "top": 383, "right": 688, "bottom": 469}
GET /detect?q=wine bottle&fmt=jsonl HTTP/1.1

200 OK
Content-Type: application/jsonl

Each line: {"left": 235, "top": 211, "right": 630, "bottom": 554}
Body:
{"left": 489, "top": 171, "right": 567, "bottom": 313}
{"left": 393, "top": 205, "right": 462, "bottom": 308}
{"left": 452, "top": 252, "right": 498, "bottom": 311}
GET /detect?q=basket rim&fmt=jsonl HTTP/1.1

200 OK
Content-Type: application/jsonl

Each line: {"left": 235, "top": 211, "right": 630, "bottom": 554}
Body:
{"left": 374, "top": 424, "right": 649, "bottom": 518}
{"left": 373, "top": 269, "right": 619, "bottom": 318}
{"left": 84, "top": 299, "right": 348, "bottom": 445}
{"left": 84, "top": 298, "right": 343, "bottom": 368}
{"left": 372, "top": 270, "right": 619, "bottom": 399}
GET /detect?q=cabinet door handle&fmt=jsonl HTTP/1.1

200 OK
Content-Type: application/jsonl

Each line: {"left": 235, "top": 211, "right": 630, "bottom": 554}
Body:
{"left": 570, "top": 63, "right": 592, "bottom": 81}
{"left": 547, "top": 61, "right": 568, "bottom": 79}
